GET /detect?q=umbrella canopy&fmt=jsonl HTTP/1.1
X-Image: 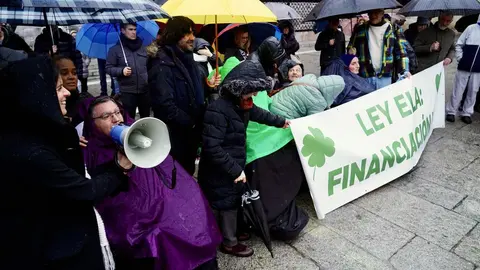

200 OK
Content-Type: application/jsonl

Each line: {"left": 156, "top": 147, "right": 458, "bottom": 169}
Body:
{"left": 241, "top": 184, "right": 274, "bottom": 258}
{"left": 1, "top": 0, "right": 162, "bottom": 11}
{"left": 216, "top": 23, "right": 281, "bottom": 54}
{"left": 398, "top": 0, "right": 480, "bottom": 17}
{"left": 264, "top": 2, "right": 302, "bottom": 20}
{"left": 76, "top": 21, "right": 159, "bottom": 59}
{"left": 0, "top": 7, "right": 169, "bottom": 26}
{"left": 304, "top": 0, "right": 402, "bottom": 21}
{"left": 159, "top": 0, "right": 277, "bottom": 24}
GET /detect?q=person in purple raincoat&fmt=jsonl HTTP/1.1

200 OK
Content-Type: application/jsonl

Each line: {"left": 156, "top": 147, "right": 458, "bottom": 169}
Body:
{"left": 78, "top": 96, "right": 221, "bottom": 270}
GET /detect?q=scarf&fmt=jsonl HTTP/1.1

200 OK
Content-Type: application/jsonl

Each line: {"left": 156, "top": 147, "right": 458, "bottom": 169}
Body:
{"left": 240, "top": 96, "right": 254, "bottom": 109}
{"left": 120, "top": 34, "right": 143, "bottom": 52}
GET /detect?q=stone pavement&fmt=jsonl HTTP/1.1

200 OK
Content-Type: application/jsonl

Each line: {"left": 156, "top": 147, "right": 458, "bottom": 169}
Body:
{"left": 214, "top": 51, "right": 480, "bottom": 270}
{"left": 81, "top": 43, "right": 480, "bottom": 270}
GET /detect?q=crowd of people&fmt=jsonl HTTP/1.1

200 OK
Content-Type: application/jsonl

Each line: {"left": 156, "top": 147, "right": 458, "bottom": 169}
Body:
{"left": 1, "top": 7, "right": 479, "bottom": 270}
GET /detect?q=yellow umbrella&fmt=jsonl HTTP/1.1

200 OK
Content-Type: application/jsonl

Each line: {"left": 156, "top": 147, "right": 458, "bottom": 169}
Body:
{"left": 157, "top": 0, "right": 277, "bottom": 84}
{"left": 157, "top": 0, "right": 277, "bottom": 24}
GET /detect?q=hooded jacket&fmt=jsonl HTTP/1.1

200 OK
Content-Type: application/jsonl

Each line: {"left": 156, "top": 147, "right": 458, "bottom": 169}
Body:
{"left": 270, "top": 74, "right": 345, "bottom": 119}
{"left": 34, "top": 27, "right": 76, "bottom": 62}
{"left": 247, "top": 36, "right": 286, "bottom": 78}
{"left": 0, "top": 44, "right": 27, "bottom": 70}
{"left": 456, "top": 21, "right": 480, "bottom": 73}
{"left": 198, "top": 60, "right": 285, "bottom": 210}
{"left": 0, "top": 56, "right": 128, "bottom": 269}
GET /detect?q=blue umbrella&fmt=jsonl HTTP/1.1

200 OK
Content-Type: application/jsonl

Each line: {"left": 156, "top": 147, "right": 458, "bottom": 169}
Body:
{"left": 217, "top": 23, "right": 281, "bottom": 54}
{"left": 76, "top": 21, "right": 159, "bottom": 59}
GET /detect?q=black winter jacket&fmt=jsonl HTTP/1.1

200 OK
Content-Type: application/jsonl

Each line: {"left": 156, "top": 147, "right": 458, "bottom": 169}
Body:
{"left": 0, "top": 56, "right": 128, "bottom": 270}
{"left": 198, "top": 60, "right": 285, "bottom": 210}
{"left": 278, "top": 20, "right": 300, "bottom": 58}
{"left": 34, "top": 28, "right": 76, "bottom": 62}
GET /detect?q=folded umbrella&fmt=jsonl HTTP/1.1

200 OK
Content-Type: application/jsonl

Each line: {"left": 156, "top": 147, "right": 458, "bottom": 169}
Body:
{"left": 398, "top": 0, "right": 480, "bottom": 17}
{"left": 76, "top": 21, "right": 159, "bottom": 59}
{"left": 264, "top": 2, "right": 302, "bottom": 20}
{"left": 304, "top": 0, "right": 402, "bottom": 21}
{"left": 241, "top": 182, "right": 274, "bottom": 258}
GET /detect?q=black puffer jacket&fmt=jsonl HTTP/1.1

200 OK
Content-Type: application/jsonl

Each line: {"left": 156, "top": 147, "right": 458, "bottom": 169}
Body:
{"left": 278, "top": 20, "right": 300, "bottom": 58}
{"left": 247, "top": 36, "right": 286, "bottom": 77}
{"left": 198, "top": 60, "right": 286, "bottom": 210}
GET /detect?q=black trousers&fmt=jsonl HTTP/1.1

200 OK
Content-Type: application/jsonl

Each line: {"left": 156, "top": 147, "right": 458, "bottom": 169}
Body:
{"left": 79, "top": 77, "right": 88, "bottom": 93}
{"left": 119, "top": 92, "right": 151, "bottom": 119}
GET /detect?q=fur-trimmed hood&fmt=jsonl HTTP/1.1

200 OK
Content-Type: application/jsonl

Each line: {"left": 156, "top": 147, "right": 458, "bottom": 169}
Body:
{"left": 278, "top": 59, "right": 304, "bottom": 83}
{"left": 219, "top": 60, "right": 273, "bottom": 97}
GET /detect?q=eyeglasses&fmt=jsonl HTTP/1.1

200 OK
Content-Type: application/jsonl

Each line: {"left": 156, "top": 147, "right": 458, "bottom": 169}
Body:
{"left": 93, "top": 110, "right": 121, "bottom": 120}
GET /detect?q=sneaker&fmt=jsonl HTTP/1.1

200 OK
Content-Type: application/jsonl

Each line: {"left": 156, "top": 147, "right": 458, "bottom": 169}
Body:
{"left": 461, "top": 116, "right": 472, "bottom": 124}
{"left": 220, "top": 243, "right": 254, "bottom": 257}
{"left": 446, "top": 114, "right": 455, "bottom": 122}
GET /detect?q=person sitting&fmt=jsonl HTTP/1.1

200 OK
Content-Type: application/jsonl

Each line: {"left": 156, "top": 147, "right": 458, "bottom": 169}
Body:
{"left": 278, "top": 59, "right": 304, "bottom": 86}
{"left": 322, "top": 55, "right": 375, "bottom": 107}
{"left": 269, "top": 74, "right": 345, "bottom": 119}
{"left": 224, "top": 26, "right": 251, "bottom": 61}
{"left": 198, "top": 60, "right": 288, "bottom": 257}
{"left": 78, "top": 96, "right": 222, "bottom": 270}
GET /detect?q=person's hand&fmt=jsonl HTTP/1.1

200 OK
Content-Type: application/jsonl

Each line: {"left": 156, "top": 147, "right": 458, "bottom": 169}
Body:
{"left": 283, "top": 119, "right": 291, "bottom": 129}
{"left": 208, "top": 73, "right": 222, "bottom": 87}
{"left": 79, "top": 136, "right": 88, "bottom": 148}
{"left": 430, "top": 41, "right": 440, "bottom": 52}
{"left": 123, "top": 67, "right": 132, "bottom": 77}
{"left": 443, "top": 58, "right": 452, "bottom": 66}
{"left": 116, "top": 151, "right": 133, "bottom": 171}
{"left": 348, "top": 47, "right": 357, "bottom": 55}
{"left": 405, "top": 72, "right": 412, "bottom": 79}
{"left": 234, "top": 171, "right": 247, "bottom": 183}
{"left": 329, "top": 39, "right": 335, "bottom": 46}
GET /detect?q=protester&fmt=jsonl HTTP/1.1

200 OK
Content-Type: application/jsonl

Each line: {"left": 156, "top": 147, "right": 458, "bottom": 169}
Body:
{"left": 34, "top": 26, "right": 77, "bottom": 61}
{"left": 446, "top": 16, "right": 480, "bottom": 124}
{"left": 315, "top": 18, "right": 346, "bottom": 73}
{"left": 323, "top": 57, "right": 375, "bottom": 107}
{"left": 278, "top": 20, "right": 300, "bottom": 59}
{"left": 0, "top": 23, "right": 32, "bottom": 54}
{"left": 278, "top": 59, "right": 304, "bottom": 86}
{"left": 348, "top": 9, "right": 410, "bottom": 90}
{"left": 247, "top": 36, "right": 287, "bottom": 87}
{"left": 414, "top": 11, "right": 455, "bottom": 73}
{"left": 78, "top": 96, "right": 221, "bottom": 270}
{"left": 98, "top": 58, "right": 118, "bottom": 96}
{"left": 0, "top": 27, "right": 27, "bottom": 70}
{"left": 198, "top": 60, "right": 289, "bottom": 257}
{"left": 0, "top": 56, "right": 131, "bottom": 270}
{"left": 106, "top": 23, "right": 150, "bottom": 118}
{"left": 404, "top": 16, "right": 430, "bottom": 46}
{"left": 53, "top": 56, "right": 93, "bottom": 126}
{"left": 224, "top": 25, "right": 250, "bottom": 61}
{"left": 149, "top": 16, "right": 205, "bottom": 175}
{"left": 269, "top": 74, "right": 345, "bottom": 119}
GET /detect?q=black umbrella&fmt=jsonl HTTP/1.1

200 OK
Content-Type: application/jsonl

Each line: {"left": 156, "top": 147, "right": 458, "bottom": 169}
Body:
{"left": 241, "top": 182, "right": 274, "bottom": 258}
{"left": 398, "top": 0, "right": 480, "bottom": 17}
{"left": 304, "top": 0, "right": 402, "bottom": 22}
{"left": 455, "top": 14, "right": 480, "bottom": 32}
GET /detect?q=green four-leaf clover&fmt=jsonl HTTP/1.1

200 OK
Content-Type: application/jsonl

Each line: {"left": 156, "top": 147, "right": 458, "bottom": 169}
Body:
{"left": 301, "top": 127, "right": 336, "bottom": 181}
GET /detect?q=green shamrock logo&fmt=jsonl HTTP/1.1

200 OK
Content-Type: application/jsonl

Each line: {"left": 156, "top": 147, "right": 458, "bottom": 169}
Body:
{"left": 435, "top": 72, "right": 442, "bottom": 92}
{"left": 301, "top": 127, "right": 336, "bottom": 180}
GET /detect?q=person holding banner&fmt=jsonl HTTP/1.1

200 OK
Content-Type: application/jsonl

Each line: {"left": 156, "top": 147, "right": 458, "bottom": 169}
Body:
{"left": 199, "top": 60, "right": 289, "bottom": 257}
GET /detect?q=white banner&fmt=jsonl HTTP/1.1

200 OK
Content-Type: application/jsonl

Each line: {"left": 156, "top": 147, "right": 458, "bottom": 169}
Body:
{"left": 290, "top": 62, "right": 446, "bottom": 219}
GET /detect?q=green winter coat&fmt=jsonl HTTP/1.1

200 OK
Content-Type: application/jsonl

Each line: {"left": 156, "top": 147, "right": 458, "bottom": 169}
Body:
{"left": 270, "top": 74, "right": 345, "bottom": 119}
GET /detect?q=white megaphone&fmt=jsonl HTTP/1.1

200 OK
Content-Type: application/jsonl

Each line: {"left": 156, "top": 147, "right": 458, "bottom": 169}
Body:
{"left": 110, "top": 117, "right": 171, "bottom": 168}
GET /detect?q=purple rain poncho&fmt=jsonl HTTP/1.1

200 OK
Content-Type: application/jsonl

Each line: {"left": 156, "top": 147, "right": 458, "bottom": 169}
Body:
{"left": 78, "top": 98, "right": 221, "bottom": 270}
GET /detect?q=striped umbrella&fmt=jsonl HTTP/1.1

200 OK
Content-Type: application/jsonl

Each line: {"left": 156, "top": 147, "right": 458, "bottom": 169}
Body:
{"left": 0, "top": 7, "right": 169, "bottom": 25}
{"left": 398, "top": 0, "right": 480, "bottom": 17}
{"left": 1, "top": 0, "right": 162, "bottom": 11}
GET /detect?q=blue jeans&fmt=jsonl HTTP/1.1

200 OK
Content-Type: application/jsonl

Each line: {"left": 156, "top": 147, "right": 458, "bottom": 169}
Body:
{"left": 367, "top": 76, "right": 392, "bottom": 90}
{"left": 98, "top": 58, "right": 118, "bottom": 95}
